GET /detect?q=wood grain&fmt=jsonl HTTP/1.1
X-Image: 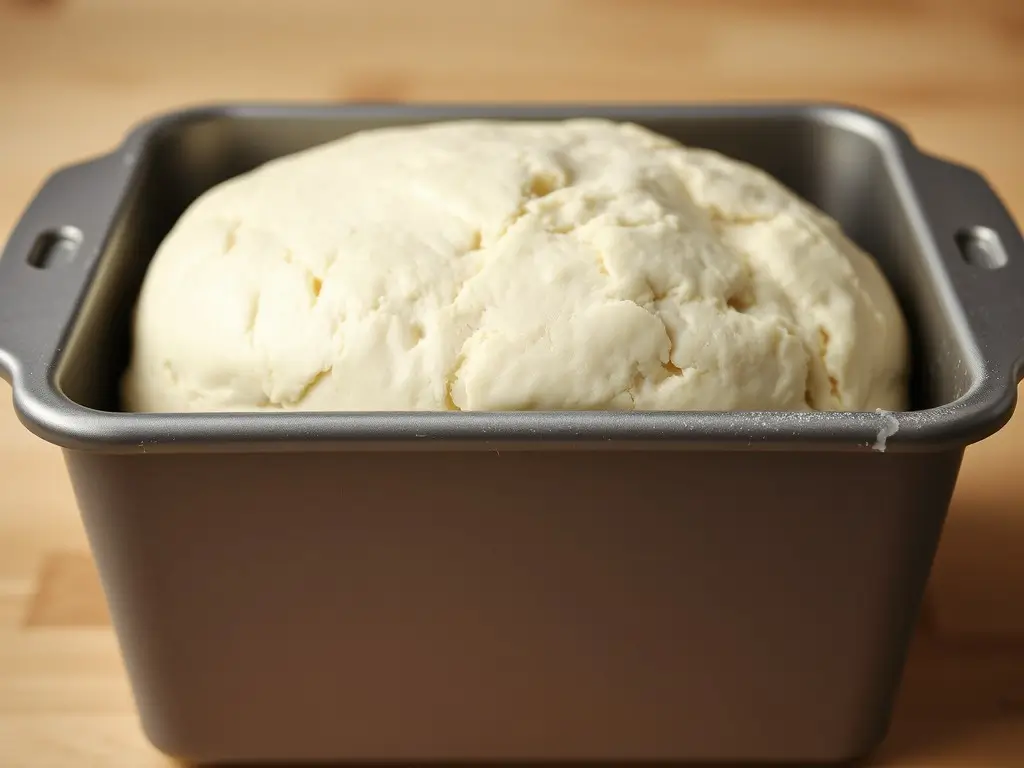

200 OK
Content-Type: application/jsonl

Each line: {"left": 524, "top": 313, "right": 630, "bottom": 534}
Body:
{"left": 0, "top": 0, "right": 1022, "bottom": 765}
{"left": 23, "top": 554, "right": 109, "bottom": 629}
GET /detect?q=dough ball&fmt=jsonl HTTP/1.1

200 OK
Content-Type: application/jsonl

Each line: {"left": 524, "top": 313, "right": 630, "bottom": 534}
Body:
{"left": 122, "top": 119, "right": 909, "bottom": 413}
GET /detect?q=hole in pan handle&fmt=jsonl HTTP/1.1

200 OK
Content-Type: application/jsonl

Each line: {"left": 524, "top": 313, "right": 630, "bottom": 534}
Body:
{"left": 908, "top": 153, "right": 1024, "bottom": 385}
{"left": 955, "top": 225, "right": 1010, "bottom": 271}
{"left": 25, "top": 226, "right": 84, "bottom": 271}
{"left": 0, "top": 153, "right": 130, "bottom": 392}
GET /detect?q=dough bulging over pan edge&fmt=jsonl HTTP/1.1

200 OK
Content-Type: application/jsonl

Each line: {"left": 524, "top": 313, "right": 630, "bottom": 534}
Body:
{"left": 121, "top": 119, "right": 909, "bottom": 414}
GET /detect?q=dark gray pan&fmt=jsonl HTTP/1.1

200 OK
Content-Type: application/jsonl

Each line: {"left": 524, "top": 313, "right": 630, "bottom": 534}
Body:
{"left": 1, "top": 103, "right": 1022, "bottom": 764}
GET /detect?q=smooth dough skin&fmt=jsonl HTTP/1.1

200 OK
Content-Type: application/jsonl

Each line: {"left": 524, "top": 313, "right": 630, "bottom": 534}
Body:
{"left": 121, "top": 119, "right": 910, "bottom": 413}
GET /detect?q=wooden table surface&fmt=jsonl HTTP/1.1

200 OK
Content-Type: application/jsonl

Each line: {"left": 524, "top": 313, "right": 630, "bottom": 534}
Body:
{"left": 1, "top": 0, "right": 1023, "bottom": 765}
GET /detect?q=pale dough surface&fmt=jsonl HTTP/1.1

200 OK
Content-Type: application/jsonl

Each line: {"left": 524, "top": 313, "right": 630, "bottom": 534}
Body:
{"left": 122, "top": 119, "right": 909, "bottom": 413}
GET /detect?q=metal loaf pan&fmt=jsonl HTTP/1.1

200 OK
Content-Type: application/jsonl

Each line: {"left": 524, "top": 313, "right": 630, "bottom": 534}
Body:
{"left": 1, "top": 103, "right": 1022, "bottom": 765}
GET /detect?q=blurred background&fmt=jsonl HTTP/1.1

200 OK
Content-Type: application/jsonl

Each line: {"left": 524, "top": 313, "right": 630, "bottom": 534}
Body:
{"left": 0, "top": 0, "right": 1022, "bottom": 765}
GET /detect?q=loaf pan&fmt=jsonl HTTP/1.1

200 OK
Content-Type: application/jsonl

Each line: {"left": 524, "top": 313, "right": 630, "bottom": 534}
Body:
{"left": 1, "top": 103, "right": 1022, "bottom": 765}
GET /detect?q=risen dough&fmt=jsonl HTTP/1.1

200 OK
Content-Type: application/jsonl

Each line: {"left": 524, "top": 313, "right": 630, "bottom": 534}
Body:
{"left": 121, "top": 119, "right": 909, "bottom": 413}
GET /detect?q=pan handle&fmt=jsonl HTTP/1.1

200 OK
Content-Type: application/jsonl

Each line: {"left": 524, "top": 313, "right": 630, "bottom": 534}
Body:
{"left": 0, "top": 153, "right": 130, "bottom": 391}
{"left": 907, "top": 153, "right": 1024, "bottom": 387}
